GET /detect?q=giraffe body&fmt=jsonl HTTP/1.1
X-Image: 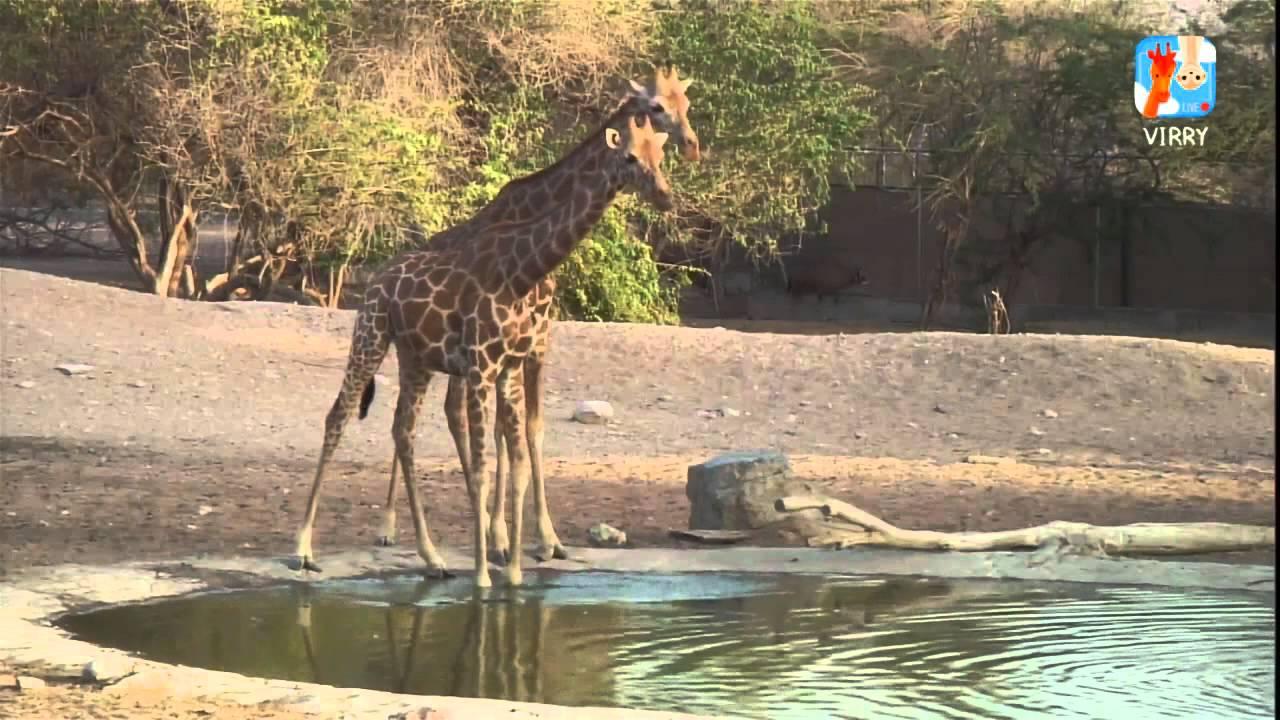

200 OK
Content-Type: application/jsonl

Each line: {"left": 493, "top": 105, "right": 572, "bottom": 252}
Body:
{"left": 371, "top": 68, "right": 702, "bottom": 565}
{"left": 296, "top": 112, "right": 675, "bottom": 588}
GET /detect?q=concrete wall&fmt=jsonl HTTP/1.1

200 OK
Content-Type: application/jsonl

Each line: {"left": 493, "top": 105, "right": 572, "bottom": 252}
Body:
{"left": 686, "top": 186, "right": 1276, "bottom": 347}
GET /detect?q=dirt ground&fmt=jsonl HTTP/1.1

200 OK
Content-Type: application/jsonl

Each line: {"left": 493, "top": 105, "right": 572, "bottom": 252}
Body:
{"left": 0, "top": 265, "right": 1275, "bottom": 718}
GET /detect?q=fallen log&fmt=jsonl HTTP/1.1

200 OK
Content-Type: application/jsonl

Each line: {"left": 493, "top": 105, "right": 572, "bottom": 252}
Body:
{"left": 775, "top": 495, "right": 1276, "bottom": 556}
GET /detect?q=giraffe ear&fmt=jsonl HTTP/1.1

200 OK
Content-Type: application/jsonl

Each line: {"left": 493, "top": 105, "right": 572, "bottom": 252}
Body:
{"left": 653, "top": 132, "right": 670, "bottom": 147}
{"left": 605, "top": 128, "right": 622, "bottom": 149}
{"left": 1148, "top": 49, "right": 1157, "bottom": 59}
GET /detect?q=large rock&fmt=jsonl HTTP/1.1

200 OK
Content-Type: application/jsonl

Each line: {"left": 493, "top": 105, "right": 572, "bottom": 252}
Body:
{"left": 686, "top": 450, "right": 809, "bottom": 531}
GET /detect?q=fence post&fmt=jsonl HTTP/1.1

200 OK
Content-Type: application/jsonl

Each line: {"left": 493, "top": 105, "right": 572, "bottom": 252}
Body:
{"left": 1092, "top": 204, "right": 1102, "bottom": 308}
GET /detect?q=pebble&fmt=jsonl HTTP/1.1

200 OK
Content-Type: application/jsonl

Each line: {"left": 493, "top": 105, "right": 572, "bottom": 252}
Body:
{"left": 854, "top": 431, "right": 867, "bottom": 440}
{"left": 197, "top": 505, "right": 214, "bottom": 516}
{"left": 128, "top": 380, "right": 148, "bottom": 388}
{"left": 1041, "top": 408, "right": 1059, "bottom": 419}
{"left": 572, "top": 400, "right": 614, "bottom": 424}
{"left": 15, "top": 380, "right": 35, "bottom": 389}
{"left": 1029, "top": 426, "right": 1046, "bottom": 436}
{"left": 16, "top": 675, "right": 47, "bottom": 691}
{"left": 54, "top": 363, "right": 95, "bottom": 376}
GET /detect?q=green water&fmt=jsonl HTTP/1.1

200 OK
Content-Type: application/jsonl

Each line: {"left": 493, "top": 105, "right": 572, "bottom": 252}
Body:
{"left": 58, "top": 571, "right": 1275, "bottom": 719}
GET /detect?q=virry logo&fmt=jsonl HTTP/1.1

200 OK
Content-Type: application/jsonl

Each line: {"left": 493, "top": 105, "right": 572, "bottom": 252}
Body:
{"left": 1134, "top": 34, "right": 1215, "bottom": 146}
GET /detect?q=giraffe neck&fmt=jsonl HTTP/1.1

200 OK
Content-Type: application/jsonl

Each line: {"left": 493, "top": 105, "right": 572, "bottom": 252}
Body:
{"left": 430, "top": 96, "right": 645, "bottom": 251}
{"left": 497, "top": 121, "right": 629, "bottom": 299}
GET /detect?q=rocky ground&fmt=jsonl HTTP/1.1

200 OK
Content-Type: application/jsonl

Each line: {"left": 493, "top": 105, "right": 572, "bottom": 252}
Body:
{"left": 0, "top": 265, "right": 1275, "bottom": 718}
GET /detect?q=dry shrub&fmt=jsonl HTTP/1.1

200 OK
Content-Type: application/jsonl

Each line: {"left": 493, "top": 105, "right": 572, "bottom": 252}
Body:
{"left": 464, "top": 0, "right": 656, "bottom": 105}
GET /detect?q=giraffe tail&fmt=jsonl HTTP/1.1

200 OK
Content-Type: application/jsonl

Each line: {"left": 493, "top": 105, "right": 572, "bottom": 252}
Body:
{"left": 358, "top": 377, "right": 377, "bottom": 420}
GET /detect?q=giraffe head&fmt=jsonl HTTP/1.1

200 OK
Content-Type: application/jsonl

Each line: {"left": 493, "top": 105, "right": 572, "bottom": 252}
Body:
{"left": 605, "top": 114, "right": 673, "bottom": 212}
{"left": 628, "top": 66, "right": 701, "bottom": 162}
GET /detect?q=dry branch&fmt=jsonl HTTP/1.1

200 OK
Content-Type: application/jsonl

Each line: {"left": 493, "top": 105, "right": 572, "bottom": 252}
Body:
{"left": 776, "top": 495, "right": 1276, "bottom": 556}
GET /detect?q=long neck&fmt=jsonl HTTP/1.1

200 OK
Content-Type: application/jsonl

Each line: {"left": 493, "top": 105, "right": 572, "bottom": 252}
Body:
{"left": 502, "top": 132, "right": 624, "bottom": 299}
{"left": 433, "top": 96, "right": 644, "bottom": 250}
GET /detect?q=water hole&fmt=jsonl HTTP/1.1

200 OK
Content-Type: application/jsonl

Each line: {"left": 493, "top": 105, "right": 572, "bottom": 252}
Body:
{"left": 58, "top": 571, "right": 1275, "bottom": 719}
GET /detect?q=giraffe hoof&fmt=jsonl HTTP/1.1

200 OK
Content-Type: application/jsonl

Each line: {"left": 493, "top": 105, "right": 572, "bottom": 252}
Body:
{"left": 427, "top": 568, "right": 455, "bottom": 580}
{"left": 488, "top": 547, "right": 511, "bottom": 566}
{"left": 296, "top": 557, "right": 323, "bottom": 573}
{"left": 375, "top": 536, "right": 397, "bottom": 547}
{"left": 535, "top": 544, "right": 568, "bottom": 562}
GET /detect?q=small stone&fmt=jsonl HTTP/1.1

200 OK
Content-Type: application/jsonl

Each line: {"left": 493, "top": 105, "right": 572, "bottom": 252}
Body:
{"left": 1036, "top": 448, "right": 1054, "bottom": 456}
{"left": 785, "top": 414, "right": 798, "bottom": 423}
{"left": 946, "top": 432, "right": 960, "bottom": 440}
{"left": 197, "top": 505, "right": 214, "bottom": 516}
{"left": 1029, "top": 426, "right": 1046, "bottom": 436}
{"left": 720, "top": 407, "right": 741, "bottom": 418}
{"left": 59, "top": 509, "right": 69, "bottom": 516}
{"left": 854, "top": 431, "right": 867, "bottom": 440}
{"left": 656, "top": 394, "right": 673, "bottom": 402}
{"left": 798, "top": 400, "right": 812, "bottom": 407}
{"left": 933, "top": 403, "right": 948, "bottom": 414}
{"left": 54, "top": 363, "right": 95, "bottom": 376}
{"left": 185, "top": 524, "right": 198, "bottom": 531}
{"left": 1041, "top": 409, "right": 1059, "bottom": 419}
{"left": 16, "top": 676, "right": 47, "bottom": 691}
{"left": 16, "top": 380, "right": 35, "bottom": 389}
{"left": 573, "top": 400, "right": 614, "bottom": 424}
{"left": 128, "top": 380, "right": 148, "bottom": 389}
{"left": 587, "top": 522, "right": 627, "bottom": 547}
{"left": 906, "top": 421, "right": 918, "bottom": 429}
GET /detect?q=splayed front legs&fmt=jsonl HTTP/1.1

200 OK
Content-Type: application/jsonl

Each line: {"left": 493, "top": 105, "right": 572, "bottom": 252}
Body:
{"left": 295, "top": 364, "right": 380, "bottom": 572}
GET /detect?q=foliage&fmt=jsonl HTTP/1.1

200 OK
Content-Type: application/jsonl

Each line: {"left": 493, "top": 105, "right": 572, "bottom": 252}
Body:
{"left": 648, "top": 0, "right": 874, "bottom": 263}
{"left": 553, "top": 199, "right": 685, "bottom": 324}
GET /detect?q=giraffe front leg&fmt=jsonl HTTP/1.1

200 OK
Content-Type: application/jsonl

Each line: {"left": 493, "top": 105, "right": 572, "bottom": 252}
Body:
{"left": 295, "top": 370, "right": 373, "bottom": 573}
{"left": 498, "top": 366, "right": 532, "bottom": 587}
{"left": 465, "top": 373, "right": 496, "bottom": 589}
{"left": 376, "top": 451, "right": 399, "bottom": 546}
{"left": 449, "top": 376, "right": 508, "bottom": 565}
{"left": 394, "top": 363, "right": 450, "bottom": 578}
{"left": 524, "top": 353, "right": 566, "bottom": 561}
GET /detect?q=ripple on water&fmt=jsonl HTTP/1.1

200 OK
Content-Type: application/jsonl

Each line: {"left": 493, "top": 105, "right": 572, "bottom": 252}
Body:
{"left": 57, "top": 572, "right": 1275, "bottom": 720}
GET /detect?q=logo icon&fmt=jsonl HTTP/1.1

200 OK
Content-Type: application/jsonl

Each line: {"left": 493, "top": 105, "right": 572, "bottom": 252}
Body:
{"left": 1134, "top": 35, "right": 1216, "bottom": 119}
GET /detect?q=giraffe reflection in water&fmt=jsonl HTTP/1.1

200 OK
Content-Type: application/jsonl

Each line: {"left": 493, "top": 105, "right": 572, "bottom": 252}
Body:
{"left": 291, "top": 579, "right": 620, "bottom": 706}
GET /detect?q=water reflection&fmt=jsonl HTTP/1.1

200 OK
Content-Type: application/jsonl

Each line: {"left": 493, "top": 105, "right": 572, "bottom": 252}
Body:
{"left": 58, "top": 572, "right": 1275, "bottom": 720}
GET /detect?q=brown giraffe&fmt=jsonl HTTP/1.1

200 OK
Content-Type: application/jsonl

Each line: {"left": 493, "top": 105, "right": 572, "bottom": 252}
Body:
{"left": 371, "top": 67, "right": 701, "bottom": 564}
{"left": 294, "top": 112, "right": 675, "bottom": 588}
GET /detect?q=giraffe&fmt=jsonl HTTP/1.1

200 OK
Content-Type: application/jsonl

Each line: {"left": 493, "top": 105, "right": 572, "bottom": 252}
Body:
{"left": 294, "top": 112, "right": 675, "bottom": 588}
{"left": 1142, "top": 42, "right": 1178, "bottom": 119}
{"left": 370, "top": 67, "right": 701, "bottom": 564}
